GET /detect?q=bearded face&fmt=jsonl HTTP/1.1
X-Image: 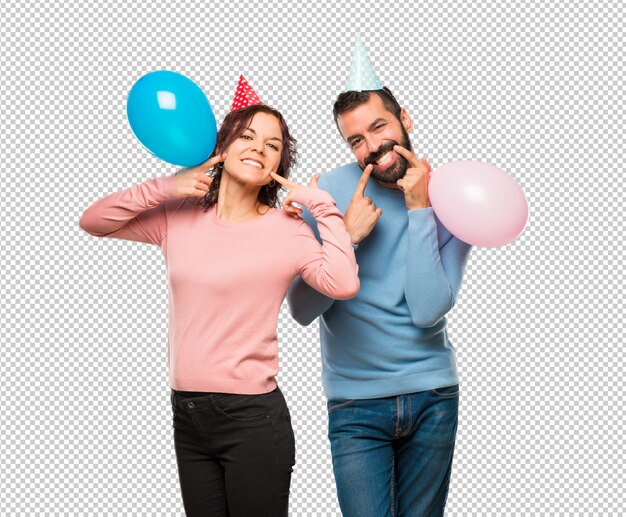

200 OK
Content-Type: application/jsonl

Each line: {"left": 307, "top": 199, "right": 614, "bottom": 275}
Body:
{"left": 337, "top": 93, "right": 416, "bottom": 185}
{"left": 362, "top": 125, "right": 413, "bottom": 183}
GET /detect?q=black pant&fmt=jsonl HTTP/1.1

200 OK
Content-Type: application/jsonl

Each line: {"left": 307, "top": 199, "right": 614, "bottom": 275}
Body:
{"left": 170, "top": 387, "right": 296, "bottom": 516}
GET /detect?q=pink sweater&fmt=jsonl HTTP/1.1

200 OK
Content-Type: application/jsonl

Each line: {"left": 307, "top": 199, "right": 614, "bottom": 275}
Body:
{"left": 79, "top": 175, "right": 359, "bottom": 394}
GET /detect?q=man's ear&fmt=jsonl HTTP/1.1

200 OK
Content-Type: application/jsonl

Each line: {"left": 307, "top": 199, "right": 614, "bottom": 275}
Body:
{"left": 400, "top": 108, "right": 414, "bottom": 133}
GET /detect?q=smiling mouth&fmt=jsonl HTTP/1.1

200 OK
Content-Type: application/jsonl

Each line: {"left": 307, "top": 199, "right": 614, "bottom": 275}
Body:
{"left": 242, "top": 159, "right": 263, "bottom": 169}
{"left": 375, "top": 151, "right": 396, "bottom": 168}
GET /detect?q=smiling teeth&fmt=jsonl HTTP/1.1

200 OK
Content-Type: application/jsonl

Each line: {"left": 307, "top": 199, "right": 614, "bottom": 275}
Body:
{"left": 243, "top": 159, "right": 263, "bottom": 168}
{"left": 377, "top": 152, "right": 393, "bottom": 165}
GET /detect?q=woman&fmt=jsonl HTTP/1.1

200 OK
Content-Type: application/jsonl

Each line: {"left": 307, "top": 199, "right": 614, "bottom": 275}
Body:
{"left": 79, "top": 97, "right": 359, "bottom": 516}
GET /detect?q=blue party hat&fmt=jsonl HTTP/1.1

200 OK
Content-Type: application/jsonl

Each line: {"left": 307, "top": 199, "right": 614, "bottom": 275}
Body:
{"left": 344, "top": 35, "right": 382, "bottom": 91}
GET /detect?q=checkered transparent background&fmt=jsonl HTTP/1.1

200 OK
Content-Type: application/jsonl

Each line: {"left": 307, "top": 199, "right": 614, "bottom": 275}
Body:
{"left": 1, "top": 1, "right": 624, "bottom": 515}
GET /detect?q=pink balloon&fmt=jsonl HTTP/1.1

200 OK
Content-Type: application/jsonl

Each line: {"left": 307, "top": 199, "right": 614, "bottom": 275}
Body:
{"left": 428, "top": 161, "right": 528, "bottom": 247}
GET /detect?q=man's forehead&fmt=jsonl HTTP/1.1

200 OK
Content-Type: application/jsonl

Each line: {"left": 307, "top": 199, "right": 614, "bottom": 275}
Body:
{"left": 348, "top": 95, "right": 389, "bottom": 118}
{"left": 347, "top": 96, "right": 393, "bottom": 122}
{"left": 338, "top": 96, "right": 394, "bottom": 137}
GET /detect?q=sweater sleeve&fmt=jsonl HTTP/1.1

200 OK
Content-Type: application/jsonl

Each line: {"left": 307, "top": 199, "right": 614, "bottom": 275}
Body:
{"left": 289, "top": 186, "right": 359, "bottom": 302}
{"left": 404, "top": 207, "right": 472, "bottom": 327}
{"left": 78, "top": 175, "right": 179, "bottom": 246}
{"left": 286, "top": 176, "right": 340, "bottom": 325}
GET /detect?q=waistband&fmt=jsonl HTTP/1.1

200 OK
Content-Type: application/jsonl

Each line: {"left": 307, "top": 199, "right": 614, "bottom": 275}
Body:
{"left": 170, "top": 387, "right": 281, "bottom": 411}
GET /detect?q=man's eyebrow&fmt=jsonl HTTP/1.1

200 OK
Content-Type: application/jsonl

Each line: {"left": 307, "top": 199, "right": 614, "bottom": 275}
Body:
{"left": 243, "top": 127, "right": 283, "bottom": 142}
{"left": 346, "top": 118, "right": 388, "bottom": 143}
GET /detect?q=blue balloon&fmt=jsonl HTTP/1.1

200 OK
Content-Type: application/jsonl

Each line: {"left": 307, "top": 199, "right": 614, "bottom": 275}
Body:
{"left": 127, "top": 70, "right": 217, "bottom": 167}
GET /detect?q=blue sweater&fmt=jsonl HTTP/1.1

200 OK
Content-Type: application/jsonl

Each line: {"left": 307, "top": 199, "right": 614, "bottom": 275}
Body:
{"left": 287, "top": 163, "right": 472, "bottom": 400}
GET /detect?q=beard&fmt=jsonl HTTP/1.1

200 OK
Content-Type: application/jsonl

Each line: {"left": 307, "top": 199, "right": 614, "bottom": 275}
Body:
{"left": 363, "top": 126, "right": 413, "bottom": 184}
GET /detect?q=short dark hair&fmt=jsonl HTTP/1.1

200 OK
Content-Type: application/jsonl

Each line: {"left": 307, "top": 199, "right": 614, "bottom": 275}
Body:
{"left": 201, "top": 104, "right": 297, "bottom": 211}
{"left": 332, "top": 87, "right": 402, "bottom": 129}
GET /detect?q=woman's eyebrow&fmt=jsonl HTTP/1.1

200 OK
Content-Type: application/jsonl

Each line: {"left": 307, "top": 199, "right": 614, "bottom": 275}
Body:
{"left": 245, "top": 128, "right": 283, "bottom": 142}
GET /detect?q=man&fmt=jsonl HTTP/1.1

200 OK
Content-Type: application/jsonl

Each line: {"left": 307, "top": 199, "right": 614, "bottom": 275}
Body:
{"left": 287, "top": 39, "right": 472, "bottom": 516}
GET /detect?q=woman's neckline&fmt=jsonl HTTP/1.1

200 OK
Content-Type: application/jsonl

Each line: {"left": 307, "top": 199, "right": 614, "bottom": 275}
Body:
{"left": 208, "top": 206, "right": 278, "bottom": 227}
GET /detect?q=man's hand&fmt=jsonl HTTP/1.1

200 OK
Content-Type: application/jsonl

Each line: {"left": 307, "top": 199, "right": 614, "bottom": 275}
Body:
{"left": 393, "top": 145, "right": 432, "bottom": 210}
{"left": 344, "top": 164, "right": 382, "bottom": 244}
{"left": 174, "top": 153, "right": 226, "bottom": 199}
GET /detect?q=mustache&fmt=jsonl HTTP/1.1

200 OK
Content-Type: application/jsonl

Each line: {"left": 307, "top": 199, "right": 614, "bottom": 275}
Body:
{"left": 364, "top": 141, "right": 401, "bottom": 166}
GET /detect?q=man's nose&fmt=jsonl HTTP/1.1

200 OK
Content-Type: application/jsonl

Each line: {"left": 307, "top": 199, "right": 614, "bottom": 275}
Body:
{"left": 365, "top": 137, "right": 383, "bottom": 155}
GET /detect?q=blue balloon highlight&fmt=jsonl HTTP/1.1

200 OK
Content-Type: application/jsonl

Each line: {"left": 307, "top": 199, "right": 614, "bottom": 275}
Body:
{"left": 127, "top": 70, "right": 217, "bottom": 167}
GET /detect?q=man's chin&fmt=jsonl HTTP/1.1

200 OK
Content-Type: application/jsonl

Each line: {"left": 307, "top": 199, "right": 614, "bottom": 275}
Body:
{"left": 369, "top": 162, "right": 407, "bottom": 184}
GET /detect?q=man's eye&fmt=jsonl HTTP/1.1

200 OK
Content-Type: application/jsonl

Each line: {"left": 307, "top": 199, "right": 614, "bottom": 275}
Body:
{"left": 350, "top": 139, "right": 362, "bottom": 148}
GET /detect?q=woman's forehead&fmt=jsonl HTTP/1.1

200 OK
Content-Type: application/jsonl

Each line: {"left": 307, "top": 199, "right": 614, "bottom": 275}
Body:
{"left": 246, "top": 112, "right": 282, "bottom": 135}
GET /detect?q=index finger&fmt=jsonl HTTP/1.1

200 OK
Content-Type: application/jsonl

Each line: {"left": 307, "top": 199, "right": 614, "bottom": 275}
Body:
{"left": 393, "top": 145, "right": 420, "bottom": 168}
{"left": 354, "top": 164, "right": 373, "bottom": 198}
{"left": 309, "top": 174, "right": 320, "bottom": 188}
{"left": 202, "top": 153, "right": 227, "bottom": 170}
{"left": 269, "top": 171, "right": 298, "bottom": 189}
{"left": 421, "top": 156, "right": 432, "bottom": 173}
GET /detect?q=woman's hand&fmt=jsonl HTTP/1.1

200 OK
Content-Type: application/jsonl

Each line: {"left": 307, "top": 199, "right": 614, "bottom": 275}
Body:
{"left": 270, "top": 171, "right": 319, "bottom": 219}
{"left": 174, "top": 153, "right": 226, "bottom": 199}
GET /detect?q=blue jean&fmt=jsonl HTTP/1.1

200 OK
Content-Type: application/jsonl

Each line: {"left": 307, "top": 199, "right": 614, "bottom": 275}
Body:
{"left": 327, "top": 385, "right": 459, "bottom": 517}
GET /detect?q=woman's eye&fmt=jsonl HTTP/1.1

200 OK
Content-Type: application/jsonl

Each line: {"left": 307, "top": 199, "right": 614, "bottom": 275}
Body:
{"left": 267, "top": 143, "right": 279, "bottom": 150}
{"left": 240, "top": 134, "right": 252, "bottom": 140}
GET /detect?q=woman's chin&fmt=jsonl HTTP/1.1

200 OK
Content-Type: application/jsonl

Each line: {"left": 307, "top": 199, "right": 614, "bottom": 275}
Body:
{"left": 226, "top": 171, "right": 269, "bottom": 187}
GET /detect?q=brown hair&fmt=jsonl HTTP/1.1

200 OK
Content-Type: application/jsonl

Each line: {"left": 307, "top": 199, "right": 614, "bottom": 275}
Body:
{"left": 332, "top": 87, "right": 402, "bottom": 130}
{"left": 201, "top": 104, "right": 297, "bottom": 210}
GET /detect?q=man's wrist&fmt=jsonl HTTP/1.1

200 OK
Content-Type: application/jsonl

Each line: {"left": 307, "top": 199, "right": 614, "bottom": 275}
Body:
{"left": 406, "top": 202, "right": 431, "bottom": 210}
